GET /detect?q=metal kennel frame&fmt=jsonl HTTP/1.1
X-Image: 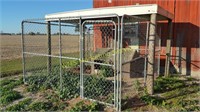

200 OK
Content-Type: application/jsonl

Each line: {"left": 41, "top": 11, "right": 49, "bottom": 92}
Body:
{"left": 21, "top": 13, "right": 162, "bottom": 111}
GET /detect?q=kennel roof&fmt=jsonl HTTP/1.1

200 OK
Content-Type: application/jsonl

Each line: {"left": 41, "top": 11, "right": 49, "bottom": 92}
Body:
{"left": 45, "top": 4, "right": 173, "bottom": 21}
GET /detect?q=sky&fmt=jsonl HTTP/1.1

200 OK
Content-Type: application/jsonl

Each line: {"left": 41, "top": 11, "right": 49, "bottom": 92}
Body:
{"left": 0, "top": 0, "right": 93, "bottom": 33}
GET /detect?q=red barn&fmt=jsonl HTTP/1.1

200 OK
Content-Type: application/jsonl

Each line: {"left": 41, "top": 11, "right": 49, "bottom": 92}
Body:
{"left": 93, "top": 0, "right": 200, "bottom": 77}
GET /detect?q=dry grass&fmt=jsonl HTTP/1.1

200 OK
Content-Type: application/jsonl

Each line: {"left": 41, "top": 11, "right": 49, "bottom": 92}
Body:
{"left": 1, "top": 35, "right": 22, "bottom": 60}
{"left": 0, "top": 35, "right": 80, "bottom": 76}
{"left": 1, "top": 35, "right": 80, "bottom": 60}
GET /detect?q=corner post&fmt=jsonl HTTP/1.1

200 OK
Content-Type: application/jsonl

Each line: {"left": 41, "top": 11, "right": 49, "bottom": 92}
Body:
{"left": 21, "top": 21, "right": 26, "bottom": 83}
{"left": 47, "top": 21, "right": 51, "bottom": 75}
{"left": 147, "top": 13, "right": 157, "bottom": 95}
{"left": 165, "top": 19, "right": 173, "bottom": 76}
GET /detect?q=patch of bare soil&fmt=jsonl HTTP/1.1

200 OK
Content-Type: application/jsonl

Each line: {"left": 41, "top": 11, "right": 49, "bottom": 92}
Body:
{"left": 1, "top": 84, "right": 48, "bottom": 110}
{"left": 65, "top": 97, "right": 83, "bottom": 110}
{"left": 13, "top": 85, "right": 48, "bottom": 102}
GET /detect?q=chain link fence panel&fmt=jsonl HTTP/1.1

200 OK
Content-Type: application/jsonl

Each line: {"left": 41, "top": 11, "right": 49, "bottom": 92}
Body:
{"left": 81, "top": 20, "right": 117, "bottom": 106}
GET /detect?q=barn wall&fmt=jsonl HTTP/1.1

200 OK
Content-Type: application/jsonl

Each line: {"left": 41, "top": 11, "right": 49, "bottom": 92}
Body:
{"left": 93, "top": 0, "right": 200, "bottom": 77}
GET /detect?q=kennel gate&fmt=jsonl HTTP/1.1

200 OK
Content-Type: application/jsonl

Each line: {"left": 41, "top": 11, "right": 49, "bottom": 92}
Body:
{"left": 22, "top": 15, "right": 160, "bottom": 111}
{"left": 80, "top": 20, "right": 118, "bottom": 108}
{"left": 21, "top": 18, "right": 121, "bottom": 110}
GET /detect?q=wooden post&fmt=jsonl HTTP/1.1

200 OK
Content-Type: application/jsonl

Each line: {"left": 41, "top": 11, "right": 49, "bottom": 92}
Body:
{"left": 47, "top": 21, "right": 51, "bottom": 75}
{"left": 147, "top": 14, "right": 157, "bottom": 95}
{"left": 165, "top": 19, "right": 173, "bottom": 76}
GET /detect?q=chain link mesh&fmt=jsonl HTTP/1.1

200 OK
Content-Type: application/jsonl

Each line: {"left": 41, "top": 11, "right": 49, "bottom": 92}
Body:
{"left": 22, "top": 16, "right": 160, "bottom": 111}
{"left": 22, "top": 18, "right": 118, "bottom": 107}
{"left": 82, "top": 20, "right": 116, "bottom": 105}
{"left": 23, "top": 18, "right": 81, "bottom": 100}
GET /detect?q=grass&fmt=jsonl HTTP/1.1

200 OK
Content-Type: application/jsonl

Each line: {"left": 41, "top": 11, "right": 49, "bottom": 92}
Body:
{"left": 1, "top": 72, "right": 199, "bottom": 111}
{"left": 138, "top": 76, "right": 200, "bottom": 111}
{"left": 140, "top": 95, "right": 165, "bottom": 106}
{"left": 0, "top": 79, "right": 17, "bottom": 86}
{"left": 25, "top": 67, "right": 113, "bottom": 101}
{"left": 0, "top": 78, "right": 23, "bottom": 105}
{"left": 1, "top": 52, "right": 79, "bottom": 77}
{"left": 0, "top": 78, "right": 23, "bottom": 91}
{"left": 1, "top": 59, "right": 23, "bottom": 77}
{"left": 6, "top": 99, "right": 60, "bottom": 111}
{"left": 154, "top": 76, "right": 186, "bottom": 93}
{"left": 27, "top": 101, "right": 54, "bottom": 111}
{"left": 0, "top": 91, "right": 22, "bottom": 105}
{"left": 6, "top": 98, "right": 32, "bottom": 111}
{"left": 161, "top": 85, "right": 199, "bottom": 99}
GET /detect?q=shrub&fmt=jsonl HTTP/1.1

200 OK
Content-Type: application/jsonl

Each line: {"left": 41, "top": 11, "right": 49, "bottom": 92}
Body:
{"left": 0, "top": 91, "right": 22, "bottom": 105}
{"left": 27, "top": 101, "right": 54, "bottom": 111}
{"left": 0, "top": 78, "right": 23, "bottom": 105}
{"left": 25, "top": 74, "right": 47, "bottom": 92}
{"left": 62, "top": 60, "right": 80, "bottom": 68}
{"left": 0, "top": 78, "right": 23, "bottom": 91}
{"left": 140, "top": 95, "right": 165, "bottom": 106}
{"left": 133, "top": 80, "right": 140, "bottom": 94}
{"left": 0, "top": 79, "right": 16, "bottom": 86}
{"left": 83, "top": 75, "right": 114, "bottom": 99}
{"left": 6, "top": 98, "right": 32, "bottom": 111}
{"left": 25, "top": 67, "right": 113, "bottom": 101}
{"left": 99, "top": 65, "right": 114, "bottom": 77}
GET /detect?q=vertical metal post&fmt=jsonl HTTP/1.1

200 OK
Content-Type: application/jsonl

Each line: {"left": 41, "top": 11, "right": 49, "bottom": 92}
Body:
{"left": 21, "top": 21, "right": 26, "bottom": 83}
{"left": 47, "top": 21, "right": 51, "bottom": 75}
{"left": 165, "top": 19, "right": 173, "bottom": 76}
{"left": 144, "top": 22, "right": 150, "bottom": 86}
{"left": 116, "top": 20, "right": 120, "bottom": 111}
{"left": 82, "top": 22, "right": 85, "bottom": 97}
{"left": 88, "top": 29, "right": 91, "bottom": 58}
{"left": 59, "top": 19, "right": 63, "bottom": 90}
{"left": 158, "top": 37, "right": 161, "bottom": 76}
{"left": 147, "top": 14, "right": 157, "bottom": 95}
{"left": 80, "top": 18, "right": 83, "bottom": 98}
{"left": 119, "top": 16, "right": 122, "bottom": 112}
{"left": 113, "top": 23, "right": 117, "bottom": 109}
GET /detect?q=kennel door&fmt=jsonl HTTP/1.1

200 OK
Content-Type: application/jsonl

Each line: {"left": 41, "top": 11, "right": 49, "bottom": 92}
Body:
{"left": 80, "top": 20, "right": 118, "bottom": 108}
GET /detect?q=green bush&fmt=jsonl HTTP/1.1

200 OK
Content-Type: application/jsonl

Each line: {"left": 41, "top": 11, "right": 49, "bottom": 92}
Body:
{"left": 100, "top": 65, "right": 114, "bottom": 77}
{"left": 0, "top": 78, "right": 23, "bottom": 105}
{"left": 25, "top": 66, "right": 113, "bottom": 102}
{"left": 58, "top": 71, "right": 113, "bottom": 100}
{"left": 6, "top": 98, "right": 32, "bottom": 111}
{"left": 0, "top": 78, "right": 23, "bottom": 91}
{"left": 25, "top": 74, "right": 48, "bottom": 92}
{"left": 25, "top": 67, "right": 113, "bottom": 101}
{"left": 140, "top": 95, "right": 165, "bottom": 106}
{"left": 62, "top": 60, "right": 80, "bottom": 68}
{"left": 0, "top": 79, "right": 16, "bottom": 86}
{"left": 0, "top": 91, "right": 22, "bottom": 105}
{"left": 84, "top": 76, "right": 113, "bottom": 99}
{"left": 133, "top": 80, "right": 140, "bottom": 94}
{"left": 27, "top": 101, "right": 54, "bottom": 111}
{"left": 59, "top": 71, "right": 80, "bottom": 100}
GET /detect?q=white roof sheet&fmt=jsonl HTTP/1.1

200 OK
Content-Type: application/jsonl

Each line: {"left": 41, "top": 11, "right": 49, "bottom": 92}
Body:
{"left": 45, "top": 4, "right": 173, "bottom": 20}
